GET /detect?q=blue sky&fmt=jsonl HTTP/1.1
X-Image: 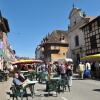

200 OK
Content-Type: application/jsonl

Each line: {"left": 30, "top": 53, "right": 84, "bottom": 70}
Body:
{"left": 0, "top": 0, "right": 100, "bottom": 58}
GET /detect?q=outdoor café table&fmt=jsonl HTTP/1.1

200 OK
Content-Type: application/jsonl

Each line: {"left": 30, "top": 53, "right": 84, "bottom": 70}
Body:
{"left": 26, "top": 80, "right": 38, "bottom": 97}
{"left": 46, "top": 77, "right": 61, "bottom": 93}
{"left": 20, "top": 71, "right": 28, "bottom": 73}
{"left": 50, "top": 77, "right": 61, "bottom": 80}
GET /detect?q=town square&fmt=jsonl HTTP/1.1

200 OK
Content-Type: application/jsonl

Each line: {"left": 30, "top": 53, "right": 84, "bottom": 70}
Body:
{"left": 0, "top": 0, "right": 100, "bottom": 100}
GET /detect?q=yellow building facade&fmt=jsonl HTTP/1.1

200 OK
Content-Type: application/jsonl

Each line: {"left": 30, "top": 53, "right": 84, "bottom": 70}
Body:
{"left": 35, "top": 30, "right": 69, "bottom": 63}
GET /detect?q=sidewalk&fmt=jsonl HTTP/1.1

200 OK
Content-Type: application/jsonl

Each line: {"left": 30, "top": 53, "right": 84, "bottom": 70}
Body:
{"left": 0, "top": 77, "right": 12, "bottom": 100}
{"left": 0, "top": 77, "right": 57, "bottom": 100}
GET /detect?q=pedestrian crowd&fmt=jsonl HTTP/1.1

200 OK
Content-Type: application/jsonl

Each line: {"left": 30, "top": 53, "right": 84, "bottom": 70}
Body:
{"left": 78, "top": 61, "right": 100, "bottom": 79}
{"left": 8, "top": 62, "right": 73, "bottom": 99}
{"left": 38, "top": 62, "right": 73, "bottom": 87}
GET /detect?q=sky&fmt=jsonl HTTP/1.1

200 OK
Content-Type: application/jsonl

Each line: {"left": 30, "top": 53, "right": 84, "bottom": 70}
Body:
{"left": 0, "top": 0, "right": 100, "bottom": 58}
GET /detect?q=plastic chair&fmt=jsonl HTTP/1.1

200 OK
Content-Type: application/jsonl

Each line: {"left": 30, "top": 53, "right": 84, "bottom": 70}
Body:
{"left": 31, "top": 71, "right": 36, "bottom": 80}
{"left": 58, "top": 76, "right": 70, "bottom": 92}
{"left": 10, "top": 84, "right": 28, "bottom": 100}
{"left": 46, "top": 80, "right": 59, "bottom": 96}
{"left": 38, "top": 72, "right": 47, "bottom": 83}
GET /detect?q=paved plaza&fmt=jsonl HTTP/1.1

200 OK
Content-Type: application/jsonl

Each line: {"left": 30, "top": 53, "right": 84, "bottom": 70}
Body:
{"left": 0, "top": 76, "right": 100, "bottom": 100}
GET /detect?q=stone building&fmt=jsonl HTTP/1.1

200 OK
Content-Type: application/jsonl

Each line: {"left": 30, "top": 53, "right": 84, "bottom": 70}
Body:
{"left": 0, "top": 11, "right": 16, "bottom": 70}
{"left": 81, "top": 16, "right": 100, "bottom": 55}
{"left": 35, "top": 30, "right": 69, "bottom": 63}
{"left": 67, "top": 6, "right": 96, "bottom": 67}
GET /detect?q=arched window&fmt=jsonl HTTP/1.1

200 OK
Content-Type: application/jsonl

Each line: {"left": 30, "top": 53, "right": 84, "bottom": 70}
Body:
{"left": 75, "top": 35, "right": 79, "bottom": 46}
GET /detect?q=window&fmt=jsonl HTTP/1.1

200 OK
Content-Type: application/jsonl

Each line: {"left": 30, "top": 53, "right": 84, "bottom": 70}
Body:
{"left": 96, "top": 34, "right": 100, "bottom": 39}
{"left": 63, "top": 53, "right": 65, "bottom": 55}
{"left": 96, "top": 30, "right": 98, "bottom": 34}
{"left": 97, "top": 18, "right": 100, "bottom": 27}
{"left": 60, "top": 35, "right": 65, "bottom": 43}
{"left": 89, "top": 24, "right": 92, "bottom": 32}
{"left": 75, "top": 35, "right": 79, "bottom": 46}
{"left": 74, "top": 20, "right": 76, "bottom": 25}
{"left": 90, "top": 35, "right": 97, "bottom": 49}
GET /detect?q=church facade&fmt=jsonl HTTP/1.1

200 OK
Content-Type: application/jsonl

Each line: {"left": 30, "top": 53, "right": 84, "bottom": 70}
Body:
{"left": 67, "top": 7, "right": 96, "bottom": 68}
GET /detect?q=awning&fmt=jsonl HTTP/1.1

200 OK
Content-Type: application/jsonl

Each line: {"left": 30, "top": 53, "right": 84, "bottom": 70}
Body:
{"left": 80, "top": 54, "right": 100, "bottom": 61}
{"left": 54, "top": 58, "right": 73, "bottom": 63}
{"left": 12, "top": 59, "right": 43, "bottom": 65}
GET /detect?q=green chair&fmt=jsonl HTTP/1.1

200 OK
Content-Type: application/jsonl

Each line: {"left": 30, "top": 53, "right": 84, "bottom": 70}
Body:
{"left": 37, "top": 72, "right": 46, "bottom": 83}
{"left": 41, "top": 72, "right": 47, "bottom": 83}
{"left": 31, "top": 71, "right": 36, "bottom": 80}
{"left": 26, "top": 72, "right": 36, "bottom": 81}
{"left": 59, "top": 79, "right": 66, "bottom": 92}
{"left": 36, "top": 72, "right": 41, "bottom": 82}
{"left": 23, "top": 72, "right": 29, "bottom": 78}
{"left": 10, "top": 85, "right": 28, "bottom": 100}
{"left": 46, "top": 80, "right": 59, "bottom": 96}
{"left": 59, "top": 78, "right": 70, "bottom": 92}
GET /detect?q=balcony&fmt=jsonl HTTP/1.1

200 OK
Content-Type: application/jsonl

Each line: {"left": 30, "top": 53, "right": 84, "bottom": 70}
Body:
{"left": 0, "top": 17, "right": 10, "bottom": 33}
{"left": 42, "top": 46, "right": 60, "bottom": 54}
{"left": 45, "top": 46, "right": 60, "bottom": 53}
{"left": 50, "top": 46, "right": 60, "bottom": 51}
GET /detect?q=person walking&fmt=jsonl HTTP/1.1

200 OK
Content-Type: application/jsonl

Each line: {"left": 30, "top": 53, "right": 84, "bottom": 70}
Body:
{"left": 60, "top": 63, "right": 66, "bottom": 79}
{"left": 78, "top": 62, "right": 85, "bottom": 79}
{"left": 66, "top": 62, "right": 73, "bottom": 87}
{"left": 84, "top": 62, "right": 91, "bottom": 78}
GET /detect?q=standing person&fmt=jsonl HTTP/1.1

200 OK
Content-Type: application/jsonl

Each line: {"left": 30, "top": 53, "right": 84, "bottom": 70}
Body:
{"left": 91, "top": 62, "right": 96, "bottom": 78}
{"left": 60, "top": 63, "right": 66, "bottom": 79}
{"left": 95, "top": 61, "right": 100, "bottom": 78}
{"left": 86, "top": 62, "right": 91, "bottom": 71}
{"left": 78, "top": 62, "right": 85, "bottom": 79}
{"left": 56, "top": 63, "right": 61, "bottom": 76}
{"left": 66, "top": 62, "right": 73, "bottom": 87}
{"left": 52, "top": 63, "right": 56, "bottom": 73}
{"left": 84, "top": 62, "right": 91, "bottom": 78}
{"left": 48, "top": 63, "right": 51, "bottom": 80}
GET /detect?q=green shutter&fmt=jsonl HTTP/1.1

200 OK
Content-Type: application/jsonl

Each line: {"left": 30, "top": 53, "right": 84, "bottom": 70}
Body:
{"left": 0, "top": 49, "right": 5, "bottom": 56}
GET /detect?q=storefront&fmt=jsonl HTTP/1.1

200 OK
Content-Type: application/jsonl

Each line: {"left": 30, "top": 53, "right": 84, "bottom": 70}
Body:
{"left": 81, "top": 54, "right": 100, "bottom": 78}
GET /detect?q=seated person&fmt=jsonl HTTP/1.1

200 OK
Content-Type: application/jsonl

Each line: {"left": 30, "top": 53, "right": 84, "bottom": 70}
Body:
{"left": 13, "top": 72, "right": 25, "bottom": 86}
{"left": 13, "top": 72, "right": 33, "bottom": 93}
